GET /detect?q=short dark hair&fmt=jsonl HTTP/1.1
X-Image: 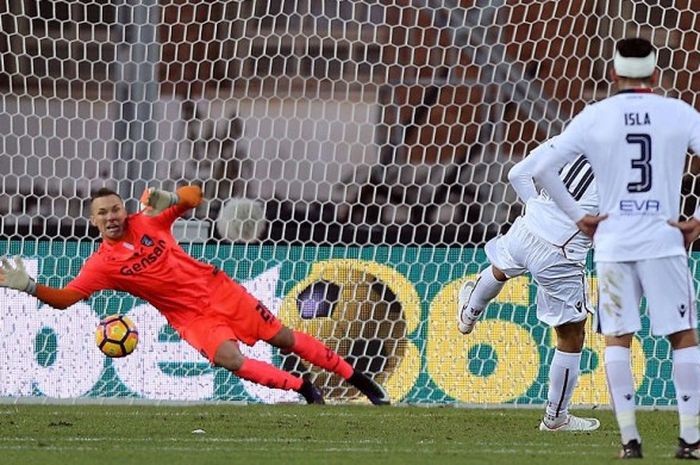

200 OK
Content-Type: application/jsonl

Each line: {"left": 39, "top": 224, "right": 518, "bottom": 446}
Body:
{"left": 90, "top": 188, "right": 121, "bottom": 203}
{"left": 616, "top": 38, "right": 654, "bottom": 58}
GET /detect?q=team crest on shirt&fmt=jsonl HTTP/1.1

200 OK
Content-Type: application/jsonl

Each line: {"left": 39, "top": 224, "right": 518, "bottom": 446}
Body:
{"left": 141, "top": 235, "right": 154, "bottom": 247}
{"left": 120, "top": 239, "right": 167, "bottom": 275}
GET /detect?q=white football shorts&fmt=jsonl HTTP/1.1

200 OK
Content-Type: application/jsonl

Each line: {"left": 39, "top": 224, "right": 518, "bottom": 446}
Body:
{"left": 595, "top": 256, "right": 696, "bottom": 337}
{"left": 484, "top": 217, "right": 589, "bottom": 327}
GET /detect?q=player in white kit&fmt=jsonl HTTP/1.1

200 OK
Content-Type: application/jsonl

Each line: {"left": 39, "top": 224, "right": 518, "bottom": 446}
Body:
{"left": 457, "top": 139, "right": 600, "bottom": 432}
{"left": 534, "top": 37, "right": 700, "bottom": 459}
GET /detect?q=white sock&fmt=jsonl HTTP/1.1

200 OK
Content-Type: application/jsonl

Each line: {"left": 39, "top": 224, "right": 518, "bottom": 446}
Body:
{"left": 544, "top": 350, "right": 582, "bottom": 425}
{"left": 605, "top": 346, "right": 640, "bottom": 444}
{"left": 673, "top": 346, "right": 700, "bottom": 444}
{"left": 469, "top": 265, "right": 506, "bottom": 310}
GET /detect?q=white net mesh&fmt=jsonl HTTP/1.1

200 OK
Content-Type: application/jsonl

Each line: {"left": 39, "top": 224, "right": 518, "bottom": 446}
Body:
{"left": 0, "top": 0, "right": 699, "bottom": 404}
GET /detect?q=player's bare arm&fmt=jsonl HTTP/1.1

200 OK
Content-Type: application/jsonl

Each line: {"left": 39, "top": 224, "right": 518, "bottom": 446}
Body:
{"left": 575, "top": 213, "right": 608, "bottom": 237}
{"left": 668, "top": 217, "right": 700, "bottom": 249}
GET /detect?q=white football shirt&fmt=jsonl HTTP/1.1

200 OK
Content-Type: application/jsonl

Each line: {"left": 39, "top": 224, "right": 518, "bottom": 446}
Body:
{"left": 534, "top": 90, "right": 700, "bottom": 261}
{"left": 508, "top": 142, "right": 598, "bottom": 261}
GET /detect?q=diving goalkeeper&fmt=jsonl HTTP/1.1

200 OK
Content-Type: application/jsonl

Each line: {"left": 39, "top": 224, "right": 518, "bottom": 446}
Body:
{"left": 0, "top": 185, "right": 390, "bottom": 405}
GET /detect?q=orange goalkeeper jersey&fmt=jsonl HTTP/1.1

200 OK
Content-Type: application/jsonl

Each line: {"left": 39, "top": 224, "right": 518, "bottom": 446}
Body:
{"left": 67, "top": 205, "right": 224, "bottom": 330}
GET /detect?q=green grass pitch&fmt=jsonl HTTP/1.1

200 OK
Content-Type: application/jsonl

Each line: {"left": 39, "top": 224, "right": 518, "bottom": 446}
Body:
{"left": 0, "top": 405, "right": 683, "bottom": 464}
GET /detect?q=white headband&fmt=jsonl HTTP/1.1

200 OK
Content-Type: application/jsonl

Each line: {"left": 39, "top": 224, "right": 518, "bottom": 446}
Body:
{"left": 614, "top": 50, "right": 656, "bottom": 78}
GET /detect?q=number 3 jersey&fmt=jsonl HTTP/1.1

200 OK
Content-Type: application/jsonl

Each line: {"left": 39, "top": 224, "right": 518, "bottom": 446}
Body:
{"left": 544, "top": 90, "right": 700, "bottom": 262}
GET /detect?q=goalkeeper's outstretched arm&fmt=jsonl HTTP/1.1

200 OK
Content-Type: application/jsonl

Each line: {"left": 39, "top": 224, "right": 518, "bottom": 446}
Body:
{"left": 0, "top": 186, "right": 203, "bottom": 310}
{"left": 141, "top": 185, "right": 203, "bottom": 216}
{"left": 0, "top": 256, "right": 84, "bottom": 310}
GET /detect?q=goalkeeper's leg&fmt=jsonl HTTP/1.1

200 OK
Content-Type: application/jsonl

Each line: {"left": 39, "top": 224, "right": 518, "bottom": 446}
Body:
{"left": 180, "top": 311, "right": 326, "bottom": 404}
{"left": 213, "top": 340, "right": 324, "bottom": 404}
{"left": 457, "top": 265, "right": 507, "bottom": 334}
{"left": 268, "top": 328, "right": 390, "bottom": 405}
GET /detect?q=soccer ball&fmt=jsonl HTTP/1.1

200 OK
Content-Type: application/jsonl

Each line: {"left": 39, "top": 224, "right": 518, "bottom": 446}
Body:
{"left": 95, "top": 315, "right": 139, "bottom": 358}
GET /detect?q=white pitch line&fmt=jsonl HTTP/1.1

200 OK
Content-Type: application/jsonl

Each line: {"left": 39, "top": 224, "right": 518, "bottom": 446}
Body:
{"left": 0, "top": 436, "right": 388, "bottom": 444}
{"left": 0, "top": 437, "right": 677, "bottom": 454}
{"left": 0, "top": 444, "right": 621, "bottom": 457}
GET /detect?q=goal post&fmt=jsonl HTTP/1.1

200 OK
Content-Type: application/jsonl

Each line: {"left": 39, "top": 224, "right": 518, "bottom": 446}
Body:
{"left": 0, "top": 1, "right": 698, "bottom": 405}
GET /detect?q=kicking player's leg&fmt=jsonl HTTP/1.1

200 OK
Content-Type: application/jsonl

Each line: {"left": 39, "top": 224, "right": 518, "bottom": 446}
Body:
{"left": 528, "top": 252, "right": 597, "bottom": 432}
{"left": 457, "top": 265, "right": 507, "bottom": 334}
{"left": 268, "top": 327, "right": 390, "bottom": 405}
{"left": 459, "top": 225, "right": 529, "bottom": 335}
{"left": 540, "top": 320, "right": 598, "bottom": 432}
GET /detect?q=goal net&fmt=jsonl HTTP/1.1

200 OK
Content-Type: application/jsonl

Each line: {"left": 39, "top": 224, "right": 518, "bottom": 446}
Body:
{"left": 0, "top": 0, "right": 698, "bottom": 405}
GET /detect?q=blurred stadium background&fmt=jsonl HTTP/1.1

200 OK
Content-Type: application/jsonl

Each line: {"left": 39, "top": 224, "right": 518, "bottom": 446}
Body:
{"left": 0, "top": 1, "right": 699, "bottom": 405}
{"left": 4, "top": 0, "right": 699, "bottom": 245}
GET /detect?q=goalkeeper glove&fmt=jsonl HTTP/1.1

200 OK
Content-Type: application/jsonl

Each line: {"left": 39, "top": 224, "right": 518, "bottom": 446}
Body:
{"left": 0, "top": 256, "right": 37, "bottom": 295}
{"left": 140, "top": 188, "right": 179, "bottom": 215}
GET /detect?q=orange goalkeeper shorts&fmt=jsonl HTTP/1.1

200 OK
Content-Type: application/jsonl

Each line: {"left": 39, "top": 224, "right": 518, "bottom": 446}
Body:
{"left": 180, "top": 277, "right": 283, "bottom": 363}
